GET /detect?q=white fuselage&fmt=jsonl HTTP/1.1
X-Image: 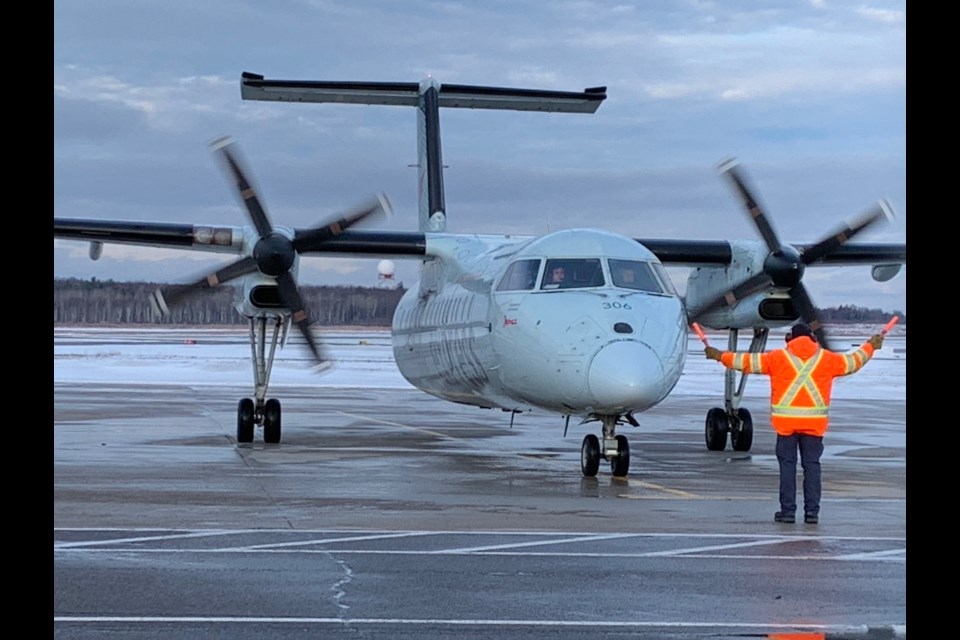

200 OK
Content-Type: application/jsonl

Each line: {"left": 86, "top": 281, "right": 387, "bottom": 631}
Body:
{"left": 391, "top": 229, "right": 688, "bottom": 418}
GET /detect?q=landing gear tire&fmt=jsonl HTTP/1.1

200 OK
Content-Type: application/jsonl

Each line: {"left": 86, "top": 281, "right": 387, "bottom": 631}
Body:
{"left": 237, "top": 398, "right": 255, "bottom": 444}
{"left": 705, "top": 407, "right": 729, "bottom": 451}
{"left": 263, "top": 398, "right": 282, "bottom": 444}
{"left": 610, "top": 434, "right": 630, "bottom": 477}
{"left": 731, "top": 407, "right": 753, "bottom": 452}
{"left": 581, "top": 434, "right": 600, "bottom": 477}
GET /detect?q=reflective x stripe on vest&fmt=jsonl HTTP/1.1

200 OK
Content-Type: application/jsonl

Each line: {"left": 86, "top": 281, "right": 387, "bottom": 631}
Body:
{"left": 772, "top": 349, "right": 828, "bottom": 418}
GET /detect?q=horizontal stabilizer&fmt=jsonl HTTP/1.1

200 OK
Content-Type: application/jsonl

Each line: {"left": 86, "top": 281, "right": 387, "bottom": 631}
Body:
{"left": 241, "top": 72, "right": 606, "bottom": 113}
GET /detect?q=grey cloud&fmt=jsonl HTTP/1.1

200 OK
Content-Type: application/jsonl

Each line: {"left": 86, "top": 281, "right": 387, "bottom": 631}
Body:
{"left": 54, "top": 94, "right": 148, "bottom": 141}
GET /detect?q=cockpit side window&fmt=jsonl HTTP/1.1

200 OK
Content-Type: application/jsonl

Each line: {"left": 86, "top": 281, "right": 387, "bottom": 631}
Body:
{"left": 652, "top": 262, "right": 678, "bottom": 295}
{"left": 496, "top": 259, "right": 541, "bottom": 291}
{"left": 541, "top": 259, "right": 604, "bottom": 289}
{"left": 609, "top": 259, "right": 665, "bottom": 293}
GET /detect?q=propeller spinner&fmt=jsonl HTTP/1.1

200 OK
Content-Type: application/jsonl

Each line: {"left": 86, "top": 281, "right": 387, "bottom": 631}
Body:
{"left": 151, "top": 136, "right": 392, "bottom": 367}
{"left": 687, "top": 158, "right": 894, "bottom": 350}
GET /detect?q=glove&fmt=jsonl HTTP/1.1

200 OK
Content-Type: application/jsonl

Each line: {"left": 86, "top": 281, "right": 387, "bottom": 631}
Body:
{"left": 704, "top": 346, "right": 722, "bottom": 361}
{"left": 867, "top": 334, "right": 884, "bottom": 350}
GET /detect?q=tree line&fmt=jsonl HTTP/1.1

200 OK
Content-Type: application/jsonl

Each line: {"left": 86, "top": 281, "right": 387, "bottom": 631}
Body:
{"left": 53, "top": 278, "right": 406, "bottom": 326}
{"left": 814, "top": 304, "right": 905, "bottom": 325}
{"left": 53, "top": 278, "right": 905, "bottom": 326}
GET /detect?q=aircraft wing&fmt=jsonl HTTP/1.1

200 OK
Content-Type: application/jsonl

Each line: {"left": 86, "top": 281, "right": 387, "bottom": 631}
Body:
{"left": 53, "top": 218, "right": 428, "bottom": 258}
{"left": 54, "top": 218, "right": 905, "bottom": 265}
{"left": 638, "top": 238, "right": 907, "bottom": 267}
{"left": 54, "top": 219, "right": 244, "bottom": 254}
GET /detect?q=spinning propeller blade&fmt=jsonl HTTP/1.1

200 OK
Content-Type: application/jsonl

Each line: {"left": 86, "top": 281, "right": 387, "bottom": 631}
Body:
{"left": 274, "top": 271, "right": 326, "bottom": 366}
{"left": 294, "top": 193, "right": 392, "bottom": 251}
{"left": 798, "top": 200, "right": 893, "bottom": 265}
{"left": 787, "top": 283, "right": 831, "bottom": 349}
{"left": 211, "top": 136, "right": 274, "bottom": 238}
{"left": 717, "top": 158, "right": 780, "bottom": 254}
{"left": 150, "top": 136, "right": 389, "bottom": 369}
{"left": 688, "top": 159, "right": 895, "bottom": 351}
{"left": 150, "top": 257, "right": 260, "bottom": 318}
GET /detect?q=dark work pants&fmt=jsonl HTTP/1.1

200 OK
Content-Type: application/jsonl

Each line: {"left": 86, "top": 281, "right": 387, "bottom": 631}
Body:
{"left": 775, "top": 433, "right": 824, "bottom": 516}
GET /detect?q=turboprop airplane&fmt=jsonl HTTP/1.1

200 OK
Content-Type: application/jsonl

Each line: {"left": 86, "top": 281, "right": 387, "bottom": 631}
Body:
{"left": 53, "top": 71, "right": 906, "bottom": 478}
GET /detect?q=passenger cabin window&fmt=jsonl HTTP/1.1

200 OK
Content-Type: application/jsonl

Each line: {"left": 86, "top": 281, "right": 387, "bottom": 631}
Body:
{"left": 541, "top": 259, "right": 604, "bottom": 289}
{"left": 496, "top": 259, "right": 541, "bottom": 291}
{"left": 609, "top": 259, "right": 665, "bottom": 294}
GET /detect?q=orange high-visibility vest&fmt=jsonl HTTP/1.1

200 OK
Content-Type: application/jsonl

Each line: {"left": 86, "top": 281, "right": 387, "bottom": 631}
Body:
{"left": 719, "top": 336, "right": 875, "bottom": 436}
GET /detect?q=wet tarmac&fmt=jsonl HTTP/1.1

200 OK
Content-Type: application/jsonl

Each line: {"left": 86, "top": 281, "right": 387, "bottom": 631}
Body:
{"left": 54, "top": 327, "right": 907, "bottom": 639}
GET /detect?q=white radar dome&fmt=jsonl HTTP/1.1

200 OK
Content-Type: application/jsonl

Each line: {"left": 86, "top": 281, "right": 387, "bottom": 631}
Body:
{"left": 378, "top": 260, "right": 396, "bottom": 278}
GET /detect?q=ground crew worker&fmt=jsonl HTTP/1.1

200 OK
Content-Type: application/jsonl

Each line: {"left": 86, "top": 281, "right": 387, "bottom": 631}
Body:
{"left": 704, "top": 323, "right": 884, "bottom": 524}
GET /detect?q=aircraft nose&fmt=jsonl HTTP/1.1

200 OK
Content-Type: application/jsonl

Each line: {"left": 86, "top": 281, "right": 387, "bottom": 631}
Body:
{"left": 588, "top": 341, "right": 666, "bottom": 409}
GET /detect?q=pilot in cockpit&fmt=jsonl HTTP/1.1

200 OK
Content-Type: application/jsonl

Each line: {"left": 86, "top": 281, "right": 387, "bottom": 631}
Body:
{"left": 548, "top": 266, "right": 566, "bottom": 285}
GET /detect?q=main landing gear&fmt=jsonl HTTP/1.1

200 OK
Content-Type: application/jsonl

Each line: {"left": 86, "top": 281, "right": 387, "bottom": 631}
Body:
{"left": 236, "top": 316, "right": 286, "bottom": 444}
{"left": 580, "top": 414, "right": 635, "bottom": 478}
{"left": 703, "top": 326, "right": 767, "bottom": 453}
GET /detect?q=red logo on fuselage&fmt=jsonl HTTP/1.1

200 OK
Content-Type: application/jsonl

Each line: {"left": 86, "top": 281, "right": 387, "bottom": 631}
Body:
{"left": 503, "top": 317, "right": 518, "bottom": 326}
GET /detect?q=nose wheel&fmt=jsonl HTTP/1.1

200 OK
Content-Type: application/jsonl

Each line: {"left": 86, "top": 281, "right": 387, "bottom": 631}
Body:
{"left": 581, "top": 434, "right": 601, "bottom": 477}
{"left": 580, "top": 416, "right": 632, "bottom": 477}
{"left": 610, "top": 435, "right": 630, "bottom": 476}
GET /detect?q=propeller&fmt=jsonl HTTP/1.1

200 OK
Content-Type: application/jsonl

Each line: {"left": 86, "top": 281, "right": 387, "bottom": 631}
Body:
{"left": 687, "top": 158, "right": 893, "bottom": 350}
{"left": 151, "top": 136, "right": 392, "bottom": 367}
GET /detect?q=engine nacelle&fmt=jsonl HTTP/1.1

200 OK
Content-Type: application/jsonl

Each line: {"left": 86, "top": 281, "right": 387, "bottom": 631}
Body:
{"left": 686, "top": 286, "right": 797, "bottom": 329}
{"left": 684, "top": 240, "right": 798, "bottom": 330}
{"left": 233, "top": 255, "right": 301, "bottom": 320}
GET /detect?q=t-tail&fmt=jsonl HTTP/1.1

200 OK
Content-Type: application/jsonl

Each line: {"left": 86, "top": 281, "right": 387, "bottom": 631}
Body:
{"left": 240, "top": 72, "right": 607, "bottom": 232}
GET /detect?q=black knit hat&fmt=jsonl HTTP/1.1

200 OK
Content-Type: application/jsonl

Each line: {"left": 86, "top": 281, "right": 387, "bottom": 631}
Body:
{"left": 786, "top": 323, "right": 815, "bottom": 341}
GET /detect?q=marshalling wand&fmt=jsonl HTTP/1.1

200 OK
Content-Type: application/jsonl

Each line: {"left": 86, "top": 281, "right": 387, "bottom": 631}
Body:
{"left": 691, "top": 322, "right": 710, "bottom": 347}
{"left": 880, "top": 315, "right": 900, "bottom": 335}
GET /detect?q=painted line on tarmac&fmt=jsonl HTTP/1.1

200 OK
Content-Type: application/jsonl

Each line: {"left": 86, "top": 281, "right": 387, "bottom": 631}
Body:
{"left": 55, "top": 529, "right": 237, "bottom": 549}
{"left": 223, "top": 530, "right": 436, "bottom": 551}
{"left": 441, "top": 532, "right": 636, "bottom": 553}
{"left": 635, "top": 537, "right": 804, "bottom": 557}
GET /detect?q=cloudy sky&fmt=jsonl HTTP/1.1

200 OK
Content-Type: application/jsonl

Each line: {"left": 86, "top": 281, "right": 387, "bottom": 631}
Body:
{"left": 54, "top": 0, "right": 906, "bottom": 314}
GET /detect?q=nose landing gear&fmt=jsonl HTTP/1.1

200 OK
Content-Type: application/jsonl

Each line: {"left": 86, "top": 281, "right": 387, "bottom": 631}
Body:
{"left": 580, "top": 414, "right": 633, "bottom": 477}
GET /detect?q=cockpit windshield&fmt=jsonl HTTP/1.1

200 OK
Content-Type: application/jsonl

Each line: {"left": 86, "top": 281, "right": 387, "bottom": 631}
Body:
{"left": 497, "top": 256, "right": 677, "bottom": 295}
{"left": 541, "top": 259, "right": 604, "bottom": 289}
{"left": 609, "top": 259, "right": 674, "bottom": 295}
{"left": 496, "top": 259, "right": 541, "bottom": 291}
